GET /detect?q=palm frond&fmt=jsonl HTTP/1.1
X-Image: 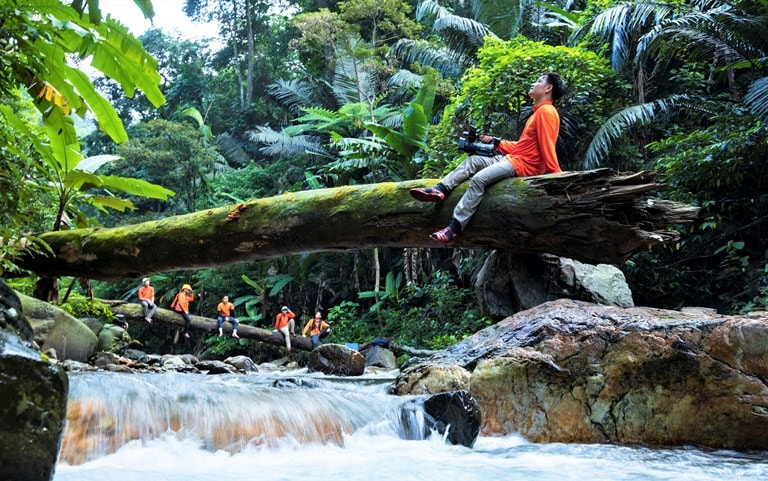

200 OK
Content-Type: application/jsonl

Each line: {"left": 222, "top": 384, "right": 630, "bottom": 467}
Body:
{"left": 638, "top": 8, "right": 767, "bottom": 68}
{"left": 416, "top": 0, "right": 449, "bottom": 23}
{"left": 472, "top": 0, "right": 523, "bottom": 39}
{"left": 295, "top": 106, "right": 346, "bottom": 123}
{"left": 590, "top": 1, "right": 677, "bottom": 70}
{"left": 214, "top": 133, "right": 251, "bottom": 166}
{"left": 388, "top": 69, "right": 423, "bottom": 90}
{"left": 333, "top": 53, "right": 376, "bottom": 105}
{"left": 372, "top": 104, "right": 403, "bottom": 128}
{"left": 583, "top": 95, "right": 719, "bottom": 169}
{"left": 744, "top": 76, "right": 768, "bottom": 121}
{"left": 247, "top": 125, "right": 328, "bottom": 158}
{"left": 434, "top": 15, "right": 495, "bottom": 54}
{"left": 390, "top": 39, "right": 471, "bottom": 79}
{"left": 267, "top": 78, "right": 319, "bottom": 114}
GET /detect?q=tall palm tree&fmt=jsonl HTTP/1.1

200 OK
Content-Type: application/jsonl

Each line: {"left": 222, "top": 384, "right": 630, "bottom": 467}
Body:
{"left": 580, "top": 0, "right": 768, "bottom": 167}
{"left": 392, "top": 0, "right": 525, "bottom": 82}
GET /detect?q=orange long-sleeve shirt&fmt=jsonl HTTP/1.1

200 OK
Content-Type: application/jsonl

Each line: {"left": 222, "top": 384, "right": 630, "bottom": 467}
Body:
{"left": 496, "top": 100, "right": 561, "bottom": 177}
{"left": 302, "top": 319, "right": 330, "bottom": 336}
{"left": 138, "top": 285, "right": 155, "bottom": 302}
{"left": 274, "top": 311, "right": 295, "bottom": 330}
{"left": 217, "top": 301, "right": 235, "bottom": 317}
{"left": 171, "top": 291, "right": 194, "bottom": 314}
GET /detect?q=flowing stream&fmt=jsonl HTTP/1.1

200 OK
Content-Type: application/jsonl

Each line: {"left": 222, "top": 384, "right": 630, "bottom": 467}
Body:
{"left": 55, "top": 370, "right": 768, "bottom": 481}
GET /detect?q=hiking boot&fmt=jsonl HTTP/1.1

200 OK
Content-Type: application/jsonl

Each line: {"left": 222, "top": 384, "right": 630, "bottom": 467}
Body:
{"left": 409, "top": 187, "right": 445, "bottom": 203}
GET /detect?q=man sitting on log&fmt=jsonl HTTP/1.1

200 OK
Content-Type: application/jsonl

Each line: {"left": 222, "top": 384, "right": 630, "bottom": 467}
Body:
{"left": 216, "top": 295, "right": 240, "bottom": 338}
{"left": 410, "top": 72, "right": 566, "bottom": 243}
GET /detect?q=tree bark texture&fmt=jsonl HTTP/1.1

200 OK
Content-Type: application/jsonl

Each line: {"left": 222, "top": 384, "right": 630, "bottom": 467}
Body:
{"left": 18, "top": 169, "right": 699, "bottom": 280}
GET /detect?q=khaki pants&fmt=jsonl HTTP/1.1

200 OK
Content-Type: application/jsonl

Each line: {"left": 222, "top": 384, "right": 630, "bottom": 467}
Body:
{"left": 440, "top": 154, "right": 516, "bottom": 229}
{"left": 278, "top": 319, "right": 295, "bottom": 350}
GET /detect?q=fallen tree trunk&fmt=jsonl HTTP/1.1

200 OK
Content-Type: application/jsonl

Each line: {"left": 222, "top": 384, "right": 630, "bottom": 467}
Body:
{"left": 18, "top": 169, "right": 699, "bottom": 279}
{"left": 109, "top": 302, "right": 316, "bottom": 351}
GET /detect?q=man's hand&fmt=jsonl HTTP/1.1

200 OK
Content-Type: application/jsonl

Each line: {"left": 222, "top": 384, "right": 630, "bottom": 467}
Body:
{"left": 479, "top": 134, "right": 494, "bottom": 143}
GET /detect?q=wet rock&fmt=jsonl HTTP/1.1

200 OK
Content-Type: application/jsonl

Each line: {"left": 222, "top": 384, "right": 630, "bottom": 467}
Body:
{"left": 62, "top": 359, "right": 95, "bottom": 372}
{"left": 225, "top": 355, "right": 258, "bottom": 372}
{"left": 0, "top": 281, "right": 34, "bottom": 342}
{"left": 390, "top": 363, "right": 470, "bottom": 395}
{"left": 196, "top": 360, "right": 235, "bottom": 374}
{"left": 96, "top": 323, "right": 131, "bottom": 353}
{"left": 475, "top": 252, "right": 633, "bottom": 319}
{"left": 92, "top": 351, "right": 120, "bottom": 368}
{"left": 178, "top": 354, "right": 199, "bottom": 365}
{"left": 122, "top": 349, "right": 149, "bottom": 362}
{"left": 272, "top": 377, "right": 321, "bottom": 388}
{"left": 308, "top": 344, "right": 365, "bottom": 376}
{"left": 423, "top": 390, "right": 482, "bottom": 448}
{"left": 412, "top": 299, "right": 768, "bottom": 450}
{"left": 162, "top": 356, "right": 187, "bottom": 369}
{"left": 0, "top": 280, "right": 68, "bottom": 481}
{"left": 143, "top": 354, "right": 163, "bottom": 366}
{"left": 79, "top": 317, "right": 104, "bottom": 336}
{"left": 104, "top": 363, "right": 133, "bottom": 373}
{"left": 19, "top": 292, "right": 97, "bottom": 362}
{"left": 364, "top": 345, "right": 397, "bottom": 369}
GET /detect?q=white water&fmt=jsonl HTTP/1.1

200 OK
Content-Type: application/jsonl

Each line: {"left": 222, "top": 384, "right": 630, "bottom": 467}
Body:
{"left": 54, "top": 372, "right": 768, "bottom": 481}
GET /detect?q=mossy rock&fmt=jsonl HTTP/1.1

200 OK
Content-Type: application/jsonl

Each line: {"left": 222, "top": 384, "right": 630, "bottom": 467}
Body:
{"left": 18, "top": 293, "right": 98, "bottom": 362}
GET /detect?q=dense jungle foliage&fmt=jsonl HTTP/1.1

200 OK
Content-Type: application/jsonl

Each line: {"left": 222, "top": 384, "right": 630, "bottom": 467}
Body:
{"left": 1, "top": 0, "right": 767, "bottom": 357}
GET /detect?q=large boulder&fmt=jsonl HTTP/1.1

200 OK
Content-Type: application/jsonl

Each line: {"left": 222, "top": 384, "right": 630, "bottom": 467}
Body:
{"left": 391, "top": 363, "right": 471, "bottom": 395}
{"left": 363, "top": 345, "right": 397, "bottom": 369}
{"left": 397, "top": 299, "right": 768, "bottom": 450}
{"left": 475, "top": 251, "right": 633, "bottom": 319}
{"left": 18, "top": 292, "right": 97, "bottom": 362}
{"left": 0, "top": 280, "right": 68, "bottom": 481}
{"left": 307, "top": 344, "right": 365, "bottom": 376}
{"left": 423, "top": 390, "right": 482, "bottom": 447}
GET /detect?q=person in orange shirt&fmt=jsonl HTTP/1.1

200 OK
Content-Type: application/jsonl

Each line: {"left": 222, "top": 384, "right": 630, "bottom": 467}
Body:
{"left": 216, "top": 295, "right": 240, "bottom": 338}
{"left": 170, "top": 284, "right": 195, "bottom": 339}
{"left": 137, "top": 277, "right": 157, "bottom": 324}
{"left": 273, "top": 306, "right": 296, "bottom": 352}
{"left": 410, "top": 72, "right": 565, "bottom": 242}
{"left": 302, "top": 311, "right": 331, "bottom": 349}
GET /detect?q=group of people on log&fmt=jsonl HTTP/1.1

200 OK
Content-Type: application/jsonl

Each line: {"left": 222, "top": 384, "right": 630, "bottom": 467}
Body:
{"left": 130, "top": 277, "right": 331, "bottom": 351}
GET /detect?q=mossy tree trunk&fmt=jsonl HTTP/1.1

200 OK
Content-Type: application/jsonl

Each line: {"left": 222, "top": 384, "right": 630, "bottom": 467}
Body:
{"left": 18, "top": 170, "right": 699, "bottom": 280}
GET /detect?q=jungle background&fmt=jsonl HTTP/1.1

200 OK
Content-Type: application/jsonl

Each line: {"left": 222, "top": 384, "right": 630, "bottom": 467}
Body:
{"left": 1, "top": 0, "right": 766, "bottom": 361}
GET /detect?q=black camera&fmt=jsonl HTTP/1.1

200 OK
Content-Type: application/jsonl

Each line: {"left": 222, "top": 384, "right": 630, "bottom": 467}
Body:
{"left": 458, "top": 126, "right": 499, "bottom": 157}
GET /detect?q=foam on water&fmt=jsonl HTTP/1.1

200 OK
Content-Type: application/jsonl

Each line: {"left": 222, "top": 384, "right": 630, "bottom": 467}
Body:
{"left": 54, "top": 371, "right": 768, "bottom": 481}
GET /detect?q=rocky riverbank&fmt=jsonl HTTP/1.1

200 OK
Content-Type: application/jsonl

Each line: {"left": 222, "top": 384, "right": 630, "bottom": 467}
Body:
{"left": 392, "top": 298, "right": 768, "bottom": 450}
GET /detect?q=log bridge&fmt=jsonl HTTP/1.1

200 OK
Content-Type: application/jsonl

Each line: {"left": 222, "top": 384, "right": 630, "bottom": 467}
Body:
{"left": 17, "top": 169, "right": 699, "bottom": 280}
